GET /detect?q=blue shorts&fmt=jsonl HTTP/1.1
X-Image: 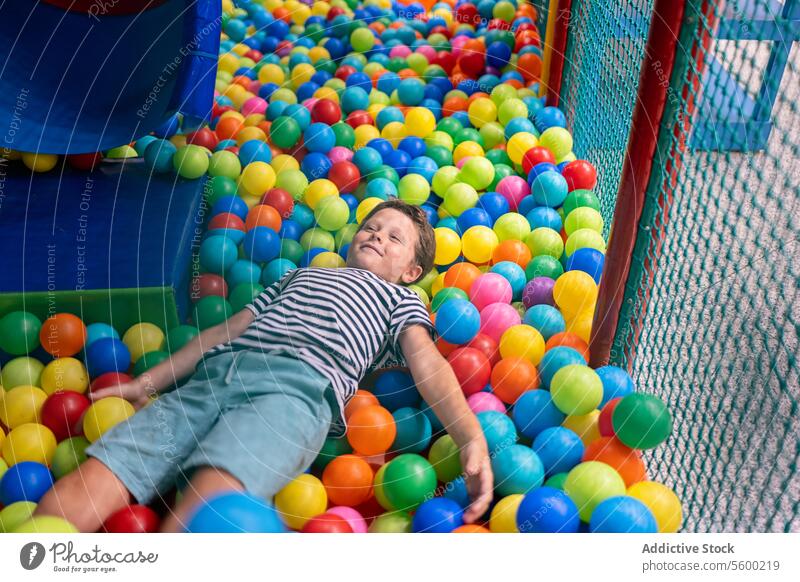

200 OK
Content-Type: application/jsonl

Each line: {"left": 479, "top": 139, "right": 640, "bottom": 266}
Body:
{"left": 85, "top": 350, "right": 336, "bottom": 505}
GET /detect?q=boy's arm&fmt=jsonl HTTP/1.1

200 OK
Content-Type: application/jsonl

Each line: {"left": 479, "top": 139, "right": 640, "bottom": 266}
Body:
{"left": 399, "top": 324, "right": 494, "bottom": 523}
{"left": 91, "top": 308, "right": 255, "bottom": 406}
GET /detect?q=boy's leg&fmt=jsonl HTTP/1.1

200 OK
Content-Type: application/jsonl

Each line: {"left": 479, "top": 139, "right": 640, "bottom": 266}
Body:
{"left": 34, "top": 458, "right": 132, "bottom": 533}
{"left": 159, "top": 466, "right": 245, "bottom": 533}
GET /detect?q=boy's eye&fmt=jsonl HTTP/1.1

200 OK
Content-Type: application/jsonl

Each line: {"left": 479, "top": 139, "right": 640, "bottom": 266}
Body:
{"left": 391, "top": 234, "right": 401, "bottom": 242}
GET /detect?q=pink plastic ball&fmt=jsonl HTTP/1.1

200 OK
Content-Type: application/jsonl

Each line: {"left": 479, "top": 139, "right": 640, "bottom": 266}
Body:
{"left": 326, "top": 506, "right": 367, "bottom": 533}
{"left": 389, "top": 45, "right": 412, "bottom": 59}
{"left": 467, "top": 392, "right": 506, "bottom": 414}
{"left": 479, "top": 302, "right": 521, "bottom": 342}
{"left": 416, "top": 45, "right": 436, "bottom": 61}
{"left": 303, "top": 98, "right": 319, "bottom": 110}
{"left": 328, "top": 146, "right": 354, "bottom": 164}
{"left": 241, "top": 97, "right": 267, "bottom": 116}
{"left": 470, "top": 273, "right": 513, "bottom": 311}
{"left": 451, "top": 36, "right": 469, "bottom": 57}
{"left": 496, "top": 176, "right": 530, "bottom": 212}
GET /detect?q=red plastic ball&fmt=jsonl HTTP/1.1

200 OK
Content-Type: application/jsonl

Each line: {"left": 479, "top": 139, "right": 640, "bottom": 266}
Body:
{"left": 186, "top": 127, "right": 219, "bottom": 151}
{"left": 261, "top": 188, "right": 295, "bottom": 218}
{"left": 327, "top": 6, "right": 346, "bottom": 20}
{"left": 488, "top": 18, "right": 511, "bottom": 31}
{"left": 345, "top": 110, "right": 372, "bottom": 128}
{"left": 90, "top": 372, "right": 134, "bottom": 392}
{"left": 40, "top": 390, "right": 91, "bottom": 441}
{"left": 208, "top": 212, "right": 246, "bottom": 232}
{"left": 465, "top": 333, "right": 500, "bottom": 366}
{"left": 459, "top": 53, "right": 485, "bottom": 77}
{"left": 335, "top": 65, "right": 357, "bottom": 82}
{"left": 598, "top": 397, "right": 622, "bottom": 437}
{"left": 244, "top": 49, "right": 263, "bottom": 62}
{"left": 191, "top": 273, "right": 228, "bottom": 301}
{"left": 67, "top": 152, "right": 103, "bottom": 171}
{"left": 103, "top": 505, "right": 161, "bottom": 533}
{"left": 301, "top": 513, "right": 353, "bottom": 533}
{"left": 522, "top": 146, "right": 556, "bottom": 174}
{"left": 327, "top": 161, "right": 360, "bottom": 193}
{"left": 436, "top": 51, "right": 456, "bottom": 74}
{"left": 561, "top": 160, "right": 598, "bottom": 191}
{"left": 311, "top": 99, "right": 342, "bottom": 125}
{"left": 456, "top": 4, "right": 480, "bottom": 26}
{"left": 447, "top": 347, "right": 491, "bottom": 397}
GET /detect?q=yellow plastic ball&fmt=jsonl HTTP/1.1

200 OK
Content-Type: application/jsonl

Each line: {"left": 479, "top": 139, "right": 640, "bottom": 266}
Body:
{"left": 434, "top": 228, "right": 462, "bottom": 266}
{"left": 239, "top": 161, "right": 277, "bottom": 197}
{"left": 218, "top": 52, "right": 240, "bottom": 75}
{"left": 275, "top": 473, "right": 328, "bottom": 530}
{"left": 290, "top": 63, "right": 315, "bottom": 89}
{"left": 356, "top": 197, "right": 383, "bottom": 224}
{"left": 627, "top": 481, "right": 683, "bottom": 533}
{"left": 404, "top": 107, "right": 436, "bottom": 138}
{"left": 305, "top": 179, "right": 339, "bottom": 210}
{"left": 354, "top": 124, "right": 380, "bottom": 149}
{"left": 565, "top": 228, "right": 607, "bottom": 256}
{"left": 562, "top": 410, "right": 601, "bottom": 445}
{"left": 553, "top": 271, "right": 598, "bottom": 320}
{"left": 0, "top": 386, "right": 48, "bottom": 428}
{"left": 452, "top": 141, "right": 484, "bottom": 165}
{"left": 489, "top": 494, "right": 524, "bottom": 533}
{"left": 381, "top": 121, "right": 407, "bottom": 147}
{"left": 461, "top": 225, "right": 499, "bottom": 264}
{"left": 539, "top": 127, "right": 574, "bottom": 160}
{"left": 430, "top": 272, "right": 447, "bottom": 297}
{"left": 506, "top": 132, "right": 538, "bottom": 165}
{"left": 314, "top": 86, "right": 340, "bottom": 103}
{"left": 122, "top": 323, "right": 165, "bottom": 364}
{"left": 271, "top": 154, "right": 300, "bottom": 174}
{"left": 257, "top": 63, "right": 285, "bottom": 85}
{"left": 2, "top": 423, "right": 57, "bottom": 466}
{"left": 425, "top": 130, "right": 454, "bottom": 151}
{"left": 82, "top": 397, "right": 135, "bottom": 443}
{"left": 499, "top": 324, "right": 545, "bottom": 365}
{"left": 310, "top": 252, "right": 346, "bottom": 269}
{"left": 467, "top": 97, "right": 497, "bottom": 128}
{"left": 11, "top": 516, "right": 79, "bottom": 533}
{"left": 235, "top": 126, "right": 267, "bottom": 145}
{"left": 40, "top": 357, "right": 89, "bottom": 395}
{"left": 566, "top": 310, "right": 594, "bottom": 344}
{"left": 22, "top": 152, "right": 59, "bottom": 172}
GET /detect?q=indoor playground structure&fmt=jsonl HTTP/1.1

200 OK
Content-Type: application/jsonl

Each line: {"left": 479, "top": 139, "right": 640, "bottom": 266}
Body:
{"left": 0, "top": 0, "right": 797, "bottom": 534}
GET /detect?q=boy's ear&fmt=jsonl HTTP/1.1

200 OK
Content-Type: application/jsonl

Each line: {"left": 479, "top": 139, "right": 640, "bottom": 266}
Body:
{"left": 401, "top": 263, "right": 424, "bottom": 285}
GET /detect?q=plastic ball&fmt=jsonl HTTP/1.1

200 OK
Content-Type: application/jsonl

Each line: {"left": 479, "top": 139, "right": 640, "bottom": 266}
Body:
{"left": 428, "top": 435, "right": 462, "bottom": 483}
{"left": 0, "top": 385, "right": 48, "bottom": 428}
{"left": 187, "top": 491, "right": 285, "bottom": 533}
{"left": 412, "top": 498, "right": 464, "bottom": 533}
{"left": 398, "top": 173, "right": 430, "bottom": 206}
{"left": 479, "top": 303, "right": 522, "bottom": 344}
{"left": 513, "top": 390, "right": 566, "bottom": 440}
{"left": 238, "top": 161, "right": 277, "bottom": 197}
{"left": 448, "top": 347, "right": 492, "bottom": 397}
{"left": 22, "top": 152, "right": 59, "bottom": 172}
{"left": 627, "top": 481, "right": 682, "bottom": 533}
{"left": 391, "top": 407, "right": 432, "bottom": 454}
{"left": 595, "top": 366, "right": 635, "bottom": 407}
{"left": 491, "top": 444, "right": 545, "bottom": 497}
{"left": 589, "top": 496, "right": 658, "bottom": 533}
{"left": 517, "top": 486, "right": 580, "bottom": 533}
{"left": 553, "top": 270, "right": 598, "bottom": 319}
{"left": 405, "top": 107, "right": 436, "bottom": 138}
{"left": 490, "top": 357, "right": 539, "bottom": 405}
{"left": 499, "top": 324, "right": 545, "bottom": 365}
{"left": 172, "top": 145, "right": 209, "bottom": 179}
{"left": 538, "top": 127, "right": 573, "bottom": 160}
{"left": 103, "top": 504, "right": 161, "bottom": 533}
{"left": 564, "top": 461, "right": 627, "bottom": 522}
{"left": 496, "top": 175, "right": 530, "bottom": 211}
{"left": 84, "top": 337, "right": 132, "bottom": 378}
{"left": 368, "top": 511, "right": 413, "bottom": 533}
{"left": 0, "top": 311, "right": 41, "bottom": 355}
{"left": 2, "top": 423, "right": 57, "bottom": 466}
{"left": 435, "top": 299, "right": 480, "bottom": 345}
{"left": 461, "top": 226, "right": 499, "bottom": 264}
{"left": 122, "top": 323, "right": 165, "bottom": 363}
{"left": 322, "top": 454, "right": 374, "bottom": 507}
{"left": 346, "top": 405, "right": 396, "bottom": 456}
{"left": 326, "top": 506, "right": 367, "bottom": 534}
{"left": 523, "top": 304, "right": 566, "bottom": 341}
{"left": 382, "top": 454, "right": 438, "bottom": 511}
{"left": 550, "top": 364, "right": 603, "bottom": 416}
{"left": 40, "top": 391, "right": 90, "bottom": 441}
{"left": 301, "top": 513, "right": 353, "bottom": 533}
{"left": 0, "top": 462, "right": 53, "bottom": 505}
{"left": 563, "top": 410, "right": 602, "bottom": 446}
{"left": 612, "top": 393, "right": 673, "bottom": 450}
{"left": 489, "top": 494, "right": 524, "bottom": 533}
{"left": 38, "top": 313, "right": 86, "bottom": 357}
{"left": 533, "top": 427, "right": 585, "bottom": 476}
{"left": 566, "top": 247, "right": 605, "bottom": 284}
{"left": 477, "top": 410, "right": 518, "bottom": 454}
{"left": 467, "top": 391, "right": 506, "bottom": 415}
{"left": 0, "top": 501, "right": 37, "bottom": 532}
{"left": 11, "top": 515, "right": 78, "bottom": 533}
{"left": 82, "top": 397, "right": 135, "bottom": 443}
{"left": 275, "top": 474, "right": 327, "bottom": 530}
{"left": 199, "top": 234, "right": 238, "bottom": 274}
{"left": 458, "top": 157, "right": 495, "bottom": 191}
{"left": 50, "top": 436, "right": 90, "bottom": 480}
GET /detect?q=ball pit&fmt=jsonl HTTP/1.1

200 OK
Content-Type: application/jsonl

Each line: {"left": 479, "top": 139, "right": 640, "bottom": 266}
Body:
{"left": 0, "top": 0, "right": 682, "bottom": 535}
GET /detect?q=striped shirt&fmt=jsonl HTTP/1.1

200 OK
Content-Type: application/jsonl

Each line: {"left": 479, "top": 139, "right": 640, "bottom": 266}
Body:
{"left": 203, "top": 267, "right": 434, "bottom": 435}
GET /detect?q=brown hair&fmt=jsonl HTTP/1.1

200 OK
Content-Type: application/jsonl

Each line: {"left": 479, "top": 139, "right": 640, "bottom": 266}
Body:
{"left": 357, "top": 199, "right": 436, "bottom": 283}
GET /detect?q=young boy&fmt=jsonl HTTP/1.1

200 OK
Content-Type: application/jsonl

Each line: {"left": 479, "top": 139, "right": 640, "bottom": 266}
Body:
{"left": 35, "top": 199, "right": 493, "bottom": 532}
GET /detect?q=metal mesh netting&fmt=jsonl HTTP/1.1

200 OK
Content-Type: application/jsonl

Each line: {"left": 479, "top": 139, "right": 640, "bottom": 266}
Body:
{"left": 558, "top": 0, "right": 655, "bottom": 238}
{"left": 558, "top": 0, "right": 800, "bottom": 532}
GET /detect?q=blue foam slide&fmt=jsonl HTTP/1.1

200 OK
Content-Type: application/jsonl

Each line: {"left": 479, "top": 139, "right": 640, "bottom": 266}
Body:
{"left": 0, "top": 0, "right": 220, "bottom": 155}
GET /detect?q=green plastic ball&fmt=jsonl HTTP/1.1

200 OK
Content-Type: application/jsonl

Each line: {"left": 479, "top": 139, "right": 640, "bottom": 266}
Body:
{"left": 0, "top": 501, "right": 37, "bottom": 533}
{"left": 0, "top": 311, "right": 41, "bottom": 355}
{"left": 479, "top": 122, "right": 505, "bottom": 150}
{"left": 565, "top": 207, "right": 604, "bottom": 236}
{"left": 432, "top": 166, "right": 460, "bottom": 197}
{"left": 612, "top": 393, "right": 673, "bottom": 449}
{"left": 165, "top": 325, "right": 200, "bottom": 353}
{"left": 280, "top": 239, "right": 304, "bottom": 264}
{"left": 207, "top": 150, "right": 242, "bottom": 180}
{"left": 428, "top": 435, "right": 462, "bottom": 483}
{"left": 498, "top": 98, "right": 528, "bottom": 126}
{"left": 350, "top": 27, "right": 375, "bottom": 52}
{"left": 274, "top": 169, "right": 308, "bottom": 201}
{"left": 335, "top": 223, "right": 359, "bottom": 250}
{"left": 489, "top": 164, "right": 515, "bottom": 191}
{"left": 382, "top": 454, "right": 438, "bottom": 511}
{"left": 566, "top": 228, "right": 607, "bottom": 256}
{"left": 526, "top": 227, "right": 565, "bottom": 259}
{"left": 550, "top": 364, "right": 603, "bottom": 415}
{"left": 1, "top": 357, "right": 45, "bottom": 389}
{"left": 398, "top": 174, "right": 430, "bottom": 206}
{"left": 443, "top": 182, "right": 478, "bottom": 217}
{"left": 459, "top": 157, "right": 495, "bottom": 191}
{"left": 228, "top": 283, "right": 264, "bottom": 313}
{"left": 368, "top": 511, "right": 413, "bottom": 533}
{"left": 51, "top": 436, "right": 90, "bottom": 480}
{"left": 300, "top": 228, "right": 336, "bottom": 252}
{"left": 544, "top": 472, "right": 569, "bottom": 490}
{"left": 494, "top": 212, "right": 531, "bottom": 242}
{"left": 564, "top": 461, "right": 626, "bottom": 522}
{"left": 270, "top": 116, "right": 302, "bottom": 149}
{"left": 205, "top": 176, "right": 238, "bottom": 207}
{"left": 12, "top": 516, "right": 78, "bottom": 533}
{"left": 192, "top": 296, "right": 233, "bottom": 330}
{"left": 526, "top": 255, "right": 564, "bottom": 281}
{"left": 315, "top": 196, "right": 350, "bottom": 231}
{"left": 173, "top": 145, "right": 210, "bottom": 179}
{"left": 431, "top": 287, "right": 469, "bottom": 312}
{"left": 312, "top": 436, "right": 353, "bottom": 471}
{"left": 332, "top": 122, "right": 355, "bottom": 148}
{"left": 133, "top": 350, "right": 170, "bottom": 376}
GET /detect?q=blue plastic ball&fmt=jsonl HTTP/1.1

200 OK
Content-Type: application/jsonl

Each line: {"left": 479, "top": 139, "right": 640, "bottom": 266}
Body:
{"left": 291, "top": 204, "right": 315, "bottom": 230}
{"left": 490, "top": 261, "right": 527, "bottom": 301}
{"left": 352, "top": 147, "right": 384, "bottom": 176}
{"left": 412, "top": 498, "right": 464, "bottom": 533}
{"left": 517, "top": 487, "right": 580, "bottom": 533}
{"left": 340, "top": 86, "right": 370, "bottom": 114}
{"left": 595, "top": 366, "right": 636, "bottom": 407}
{"left": 84, "top": 337, "right": 131, "bottom": 377}
{"left": 367, "top": 138, "right": 393, "bottom": 160}
{"left": 531, "top": 171, "right": 569, "bottom": 208}
{"left": 526, "top": 206, "right": 563, "bottom": 232}
{"left": 513, "top": 390, "right": 566, "bottom": 439}
{"left": 238, "top": 140, "right": 273, "bottom": 165}
{"left": 407, "top": 156, "right": 438, "bottom": 182}
{"left": 399, "top": 136, "right": 426, "bottom": 159}
{"left": 373, "top": 370, "right": 420, "bottom": 411}
{"left": 143, "top": 139, "right": 177, "bottom": 173}
{"left": 477, "top": 192, "right": 510, "bottom": 223}
{"left": 538, "top": 346, "right": 587, "bottom": 389}
{"left": 477, "top": 410, "right": 518, "bottom": 454}
{"left": 261, "top": 258, "right": 296, "bottom": 286}
{"left": 532, "top": 427, "right": 585, "bottom": 476}
{"left": 85, "top": 323, "right": 120, "bottom": 347}
{"left": 457, "top": 207, "right": 493, "bottom": 232}
{"left": 0, "top": 462, "right": 54, "bottom": 505}
{"left": 491, "top": 444, "right": 545, "bottom": 496}
{"left": 303, "top": 122, "right": 336, "bottom": 153}
{"left": 301, "top": 152, "right": 332, "bottom": 179}
{"left": 397, "top": 78, "right": 425, "bottom": 106}
{"left": 186, "top": 492, "right": 286, "bottom": 533}
{"left": 391, "top": 407, "right": 432, "bottom": 453}
{"left": 486, "top": 42, "right": 512, "bottom": 68}
{"left": 278, "top": 219, "right": 302, "bottom": 241}
{"left": 435, "top": 299, "right": 480, "bottom": 344}
{"left": 589, "top": 496, "right": 658, "bottom": 533}
{"left": 527, "top": 162, "right": 559, "bottom": 185}
{"left": 522, "top": 304, "right": 566, "bottom": 341}
{"left": 534, "top": 106, "right": 567, "bottom": 132}
{"left": 211, "top": 195, "right": 249, "bottom": 221}
{"left": 443, "top": 477, "right": 471, "bottom": 508}
{"left": 566, "top": 247, "right": 605, "bottom": 283}
{"left": 200, "top": 234, "right": 238, "bottom": 274}
{"left": 365, "top": 178, "right": 397, "bottom": 199}
{"left": 243, "top": 227, "right": 280, "bottom": 263}
{"left": 226, "top": 259, "right": 262, "bottom": 289}
{"left": 376, "top": 106, "right": 405, "bottom": 130}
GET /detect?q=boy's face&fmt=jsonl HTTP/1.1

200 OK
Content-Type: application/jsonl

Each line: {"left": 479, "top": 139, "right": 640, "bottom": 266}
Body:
{"left": 346, "top": 208, "right": 423, "bottom": 284}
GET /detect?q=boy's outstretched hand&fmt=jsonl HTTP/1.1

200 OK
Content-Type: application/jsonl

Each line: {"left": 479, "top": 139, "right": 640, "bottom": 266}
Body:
{"left": 460, "top": 439, "right": 494, "bottom": 523}
{"left": 89, "top": 376, "right": 153, "bottom": 410}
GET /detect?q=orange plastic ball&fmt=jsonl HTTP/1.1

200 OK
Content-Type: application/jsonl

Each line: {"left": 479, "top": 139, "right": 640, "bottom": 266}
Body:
{"left": 545, "top": 332, "right": 590, "bottom": 361}
{"left": 39, "top": 314, "right": 87, "bottom": 357}
{"left": 346, "top": 405, "right": 396, "bottom": 456}
{"left": 245, "top": 204, "right": 282, "bottom": 231}
{"left": 321, "top": 454, "right": 374, "bottom": 506}
{"left": 344, "top": 390, "right": 380, "bottom": 421}
{"left": 492, "top": 240, "right": 532, "bottom": 268}
{"left": 453, "top": 524, "right": 491, "bottom": 533}
{"left": 443, "top": 263, "right": 482, "bottom": 294}
{"left": 214, "top": 117, "right": 244, "bottom": 141}
{"left": 582, "top": 436, "right": 647, "bottom": 488}
{"left": 517, "top": 53, "right": 542, "bottom": 82}
{"left": 490, "top": 357, "right": 540, "bottom": 404}
{"left": 442, "top": 97, "right": 467, "bottom": 115}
